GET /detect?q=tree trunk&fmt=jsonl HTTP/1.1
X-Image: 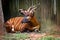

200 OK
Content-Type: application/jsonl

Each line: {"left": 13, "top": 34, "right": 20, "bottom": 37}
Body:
{"left": 0, "top": 0, "right": 6, "bottom": 35}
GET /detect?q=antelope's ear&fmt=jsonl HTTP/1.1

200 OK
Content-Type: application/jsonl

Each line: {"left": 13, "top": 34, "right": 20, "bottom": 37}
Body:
{"left": 19, "top": 9, "right": 23, "bottom": 12}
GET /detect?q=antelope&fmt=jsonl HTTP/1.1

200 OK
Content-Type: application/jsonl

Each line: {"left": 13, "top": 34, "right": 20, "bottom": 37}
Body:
{"left": 4, "top": 5, "right": 41, "bottom": 33}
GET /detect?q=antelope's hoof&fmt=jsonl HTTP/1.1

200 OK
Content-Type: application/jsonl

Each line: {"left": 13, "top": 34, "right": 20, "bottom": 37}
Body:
{"left": 34, "top": 29, "right": 40, "bottom": 32}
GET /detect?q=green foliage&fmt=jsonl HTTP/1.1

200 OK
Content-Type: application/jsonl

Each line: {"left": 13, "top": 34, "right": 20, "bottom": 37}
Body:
{"left": 37, "top": 36, "right": 60, "bottom": 40}
{"left": 2, "top": 33, "right": 29, "bottom": 40}
{"left": 40, "top": 36, "right": 55, "bottom": 40}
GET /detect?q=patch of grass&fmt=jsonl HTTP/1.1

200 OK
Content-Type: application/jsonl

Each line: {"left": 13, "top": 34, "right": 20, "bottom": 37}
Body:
{"left": 1, "top": 33, "right": 60, "bottom": 40}
{"left": 2, "top": 33, "right": 29, "bottom": 40}
{"left": 37, "top": 36, "right": 60, "bottom": 40}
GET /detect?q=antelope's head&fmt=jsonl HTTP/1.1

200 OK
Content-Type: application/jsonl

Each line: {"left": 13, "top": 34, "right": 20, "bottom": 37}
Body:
{"left": 19, "top": 6, "right": 37, "bottom": 17}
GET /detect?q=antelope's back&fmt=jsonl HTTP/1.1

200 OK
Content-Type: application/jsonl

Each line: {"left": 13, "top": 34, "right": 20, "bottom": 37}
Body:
{"left": 4, "top": 17, "right": 24, "bottom": 31}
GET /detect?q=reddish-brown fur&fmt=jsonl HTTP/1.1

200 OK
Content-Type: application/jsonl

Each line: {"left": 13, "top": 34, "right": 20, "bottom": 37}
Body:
{"left": 4, "top": 16, "right": 40, "bottom": 32}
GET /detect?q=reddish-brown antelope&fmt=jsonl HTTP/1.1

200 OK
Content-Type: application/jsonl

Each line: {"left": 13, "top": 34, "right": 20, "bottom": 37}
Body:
{"left": 4, "top": 6, "right": 41, "bottom": 33}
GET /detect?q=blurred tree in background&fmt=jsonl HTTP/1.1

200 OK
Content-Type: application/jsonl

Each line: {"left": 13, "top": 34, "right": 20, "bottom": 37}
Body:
{"left": 0, "top": 0, "right": 6, "bottom": 35}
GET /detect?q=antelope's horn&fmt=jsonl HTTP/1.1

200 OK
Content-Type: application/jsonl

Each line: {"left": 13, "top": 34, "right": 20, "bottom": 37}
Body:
{"left": 32, "top": 3, "right": 40, "bottom": 10}
{"left": 29, "top": 6, "right": 37, "bottom": 13}
{"left": 27, "top": 6, "right": 37, "bottom": 12}
{"left": 27, "top": 3, "right": 40, "bottom": 12}
{"left": 27, "top": 6, "right": 33, "bottom": 12}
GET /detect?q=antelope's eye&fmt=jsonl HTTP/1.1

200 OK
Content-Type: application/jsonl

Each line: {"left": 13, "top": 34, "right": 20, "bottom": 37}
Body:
{"left": 20, "top": 13, "right": 24, "bottom": 15}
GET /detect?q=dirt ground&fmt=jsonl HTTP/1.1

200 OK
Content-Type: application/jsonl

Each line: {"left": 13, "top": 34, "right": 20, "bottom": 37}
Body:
{"left": 27, "top": 32, "right": 46, "bottom": 40}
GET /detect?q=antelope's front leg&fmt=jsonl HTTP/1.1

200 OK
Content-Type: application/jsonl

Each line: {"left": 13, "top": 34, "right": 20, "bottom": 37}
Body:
{"left": 27, "top": 25, "right": 40, "bottom": 32}
{"left": 33, "top": 25, "right": 40, "bottom": 32}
